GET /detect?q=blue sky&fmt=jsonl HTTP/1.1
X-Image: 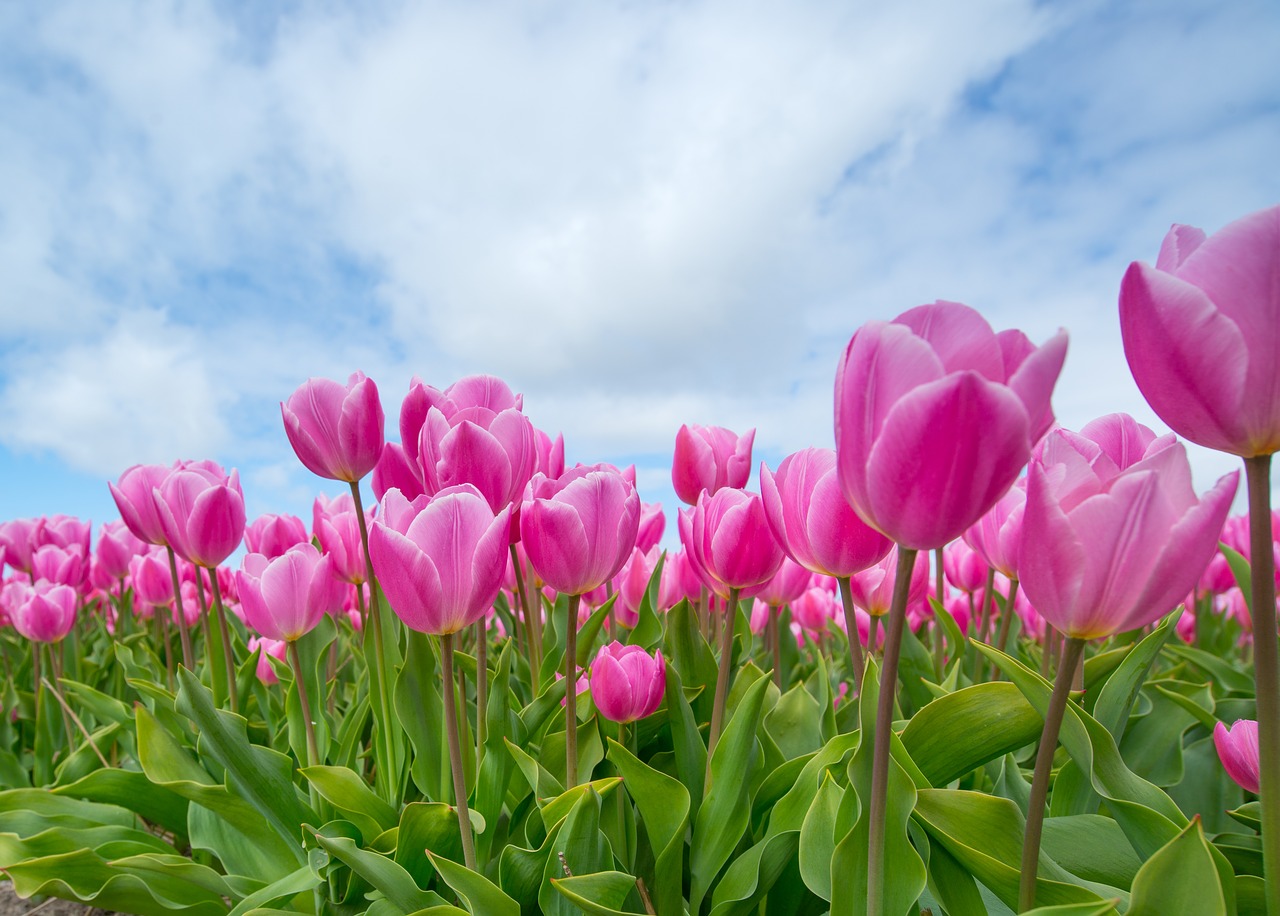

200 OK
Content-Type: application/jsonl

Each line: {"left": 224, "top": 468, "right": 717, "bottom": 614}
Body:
{"left": 1, "top": 0, "right": 1278, "bottom": 542}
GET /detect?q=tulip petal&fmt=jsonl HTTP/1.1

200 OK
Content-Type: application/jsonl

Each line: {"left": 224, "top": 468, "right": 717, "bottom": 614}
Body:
{"left": 894, "top": 301, "right": 1004, "bottom": 380}
{"left": 1007, "top": 329, "right": 1068, "bottom": 443}
{"left": 1019, "top": 461, "right": 1088, "bottom": 635}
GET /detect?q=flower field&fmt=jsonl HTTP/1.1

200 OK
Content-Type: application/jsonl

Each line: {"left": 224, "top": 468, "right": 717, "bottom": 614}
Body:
{"left": 1, "top": 205, "right": 1278, "bottom": 915}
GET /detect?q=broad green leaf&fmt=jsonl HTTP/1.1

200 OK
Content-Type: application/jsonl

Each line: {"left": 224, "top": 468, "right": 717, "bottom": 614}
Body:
{"left": 608, "top": 738, "right": 689, "bottom": 916}
{"left": 1128, "top": 818, "right": 1228, "bottom": 916}
{"left": 925, "top": 836, "right": 987, "bottom": 916}
{"left": 901, "top": 682, "right": 1043, "bottom": 787}
{"left": 551, "top": 871, "right": 640, "bottom": 915}
{"left": 302, "top": 765, "right": 399, "bottom": 842}
{"left": 765, "top": 683, "right": 824, "bottom": 760}
{"left": 1021, "top": 903, "right": 1121, "bottom": 915}
{"left": 53, "top": 767, "right": 190, "bottom": 840}
{"left": 395, "top": 802, "right": 464, "bottom": 891}
{"left": 663, "top": 664, "right": 707, "bottom": 817}
{"left": 1040, "top": 815, "right": 1142, "bottom": 889}
{"left": 428, "top": 850, "right": 520, "bottom": 916}
{"left": 798, "top": 772, "right": 844, "bottom": 901}
{"left": 540, "top": 786, "right": 607, "bottom": 916}
{"left": 227, "top": 864, "right": 322, "bottom": 916}
{"left": 310, "top": 828, "right": 435, "bottom": 914}
{"left": 395, "top": 629, "right": 447, "bottom": 802}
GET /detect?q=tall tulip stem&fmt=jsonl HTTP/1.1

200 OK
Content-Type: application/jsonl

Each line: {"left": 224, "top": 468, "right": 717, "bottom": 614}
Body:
{"left": 207, "top": 572, "right": 238, "bottom": 713}
{"left": 164, "top": 546, "right": 194, "bottom": 670}
{"left": 350, "top": 481, "right": 396, "bottom": 803}
{"left": 510, "top": 544, "right": 542, "bottom": 694}
{"left": 441, "top": 632, "right": 477, "bottom": 870}
{"left": 565, "top": 595, "right": 580, "bottom": 788}
{"left": 867, "top": 547, "right": 917, "bottom": 916}
{"left": 288, "top": 639, "right": 320, "bottom": 770}
{"left": 837, "top": 576, "right": 864, "bottom": 694}
{"left": 1020, "top": 635, "right": 1086, "bottom": 912}
{"left": 1245, "top": 455, "right": 1279, "bottom": 915}
{"left": 707, "top": 587, "right": 742, "bottom": 769}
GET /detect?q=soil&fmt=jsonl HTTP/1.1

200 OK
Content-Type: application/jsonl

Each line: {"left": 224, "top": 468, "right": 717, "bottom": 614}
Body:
{"left": 0, "top": 883, "right": 113, "bottom": 916}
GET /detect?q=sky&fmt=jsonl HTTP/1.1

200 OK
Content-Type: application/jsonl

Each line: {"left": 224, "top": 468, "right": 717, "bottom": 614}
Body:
{"left": 1, "top": 0, "right": 1278, "bottom": 546}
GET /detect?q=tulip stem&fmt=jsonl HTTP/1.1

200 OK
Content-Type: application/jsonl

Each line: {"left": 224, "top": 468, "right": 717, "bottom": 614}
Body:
{"left": 164, "top": 546, "right": 194, "bottom": 670}
{"left": 867, "top": 547, "right": 917, "bottom": 916}
{"left": 1245, "top": 455, "right": 1279, "bottom": 916}
{"left": 510, "top": 545, "right": 542, "bottom": 694}
{"left": 837, "top": 577, "right": 864, "bottom": 695}
{"left": 993, "top": 578, "right": 1020, "bottom": 671}
{"left": 207, "top": 573, "right": 238, "bottom": 713}
{"left": 351, "top": 481, "right": 397, "bottom": 804}
{"left": 934, "top": 548, "right": 946, "bottom": 678}
{"left": 476, "top": 618, "right": 488, "bottom": 773}
{"left": 288, "top": 640, "right": 320, "bottom": 770}
{"left": 1020, "top": 635, "right": 1085, "bottom": 912}
{"left": 441, "top": 632, "right": 478, "bottom": 870}
{"left": 707, "top": 587, "right": 742, "bottom": 773}
{"left": 565, "top": 595, "right": 580, "bottom": 788}
{"left": 768, "top": 605, "right": 783, "bottom": 689}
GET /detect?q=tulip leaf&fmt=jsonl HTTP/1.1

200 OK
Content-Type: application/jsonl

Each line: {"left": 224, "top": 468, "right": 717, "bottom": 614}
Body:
{"left": 498, "top": 819, "right": 565, "bottom": 908}
{"left": 689, "top": 674, "right": 770, "bottom": 914}
{"left": 765, "top": 683, "right": 824, "bottom": 760}
{"left": 627, "top": 553, "right": 667, "bottom": 651}
{"left": 798, "top": 772, "right": 844, "bottom": 901}
{"left": 1020, "top": 904, "right": 1121, "bottom": 915}
{"left": 1127, "top": 818, "right": 1230, "bottom": 916}
{"left": 52, "top": 767, "right": 190, "bottom": 840}
{"left": 901, "top": 681, "right": 1043, "bottom": 787}
{"left": 608, "top": 738, "right": 689, "bottom": 916}
{"left": 310, "top": 828, "right": 436, "bottom": 914}
{"left": 925, "top": 835, "right": 987, "bottom": 916}
{"left": 284, "top": 614, "right": 336, "bottom": 767}
{"left": 227, "top": 864, "right": 323, "bottom": 916}
{"left": 550, "top": 871, "right": 640, "bottom": 914}
{"left": 477, "top": 640, "right": 520, "bottom": 865}
{"left": 1220, "top": 544, "right": 1252, "bottom": 611}
{"left": 663, "top": 664, "right": 707, "bottom": 817}
{"left": 395, "top": 629, "right": 448, "bottom": 801}
{"left": 1040, "top": 815, "right": 1142, "bottom": 889}
{"left": 539, "top": 786, "right": 608, "bottom": 916}
{"left": 577, "top": 595, "right": 616, "bottom": 666}
{"left": 301, "top": 764, "right": 399, "bottom": 841}
{"left": 395, "top": 802, "right": 464, "bottom": 891}
{"left": 427, "top": 850, "right": 521, "bottom": 916}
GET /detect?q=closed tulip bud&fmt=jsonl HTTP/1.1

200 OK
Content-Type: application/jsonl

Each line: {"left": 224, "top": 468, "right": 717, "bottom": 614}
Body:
{"left": 534, "top": 428, "right": 566, "bottom": 480}
{"left": 155, "top": 465, "right": 247, "bottom": 569}
{"left": 313, "top": 495, "right": 371, "bottom": 584}
{"left": 371, "top": 486, "right": 511, "bottom": 635}
{"left": 418, "top": 405, "right": 537, "bottom": 517}
{"left": 109, "top": 464, "right": 173, "bottom": 547}
{"left": 835, "top": 301, "right": 1067, "bottom": 549}
{"left": 12, "top": 582, "right": 78, "bottom": 643}
{"left": 962, "top": 480, "right": 1026, "bottom": 580}
{"left": 590, "top": 641, "right": 666, "bottom": 724}
{"left": 31, "top": 543, "right": 88, "bottom": 591}
{"left": 96, "top": 520, "right": 144, "bottom": 581}
{"left": 129, "top": 549, "right": 175, "bottom": 609}
{"left": 943, "top": 540, "right": 987, "bottom": 595}
{"left": 848, "top": 545, "right": 928, "bottom": 618}
{"left": 237, "top": 544, "right": 345, "bottom": 642}
{"left": 244, "top": 513, "right": 310, "bottom": 560}
{"left": 282, "top": 372, "right": 385, "bottom": 482}
{"left": 754, "top": 557, "right": 812, "bottom": 607}
{"left": 635, "top": 501, "right": 666, "bottom": 553}
{"left": 248, "top": 636, "right": 289, "bottom": 685}
{"left": 689, "top": 487, "right": 784, "bottom": 595}
{"left": 1214, "top": 719, "right": 1261, "bottom": 794}
{"left": 791, "top": 586, "right": 837, "bottom": 636}
{"left": 672, "top": 424, "right": 755, "bottom": 506}
{"left": 520, "top": 465, "right": 640, "bottom": 596}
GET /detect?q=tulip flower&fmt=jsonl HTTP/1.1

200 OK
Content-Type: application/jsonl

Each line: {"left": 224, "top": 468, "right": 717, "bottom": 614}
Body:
{"left": 109, "top": 464, "right": 174, "bottom": 547}
{"left": 0, "top": 518, "right": 41, "bottom": 576}
{"left": 635, "top": 501, "right": 666, "bottom": 553}
{"left": 671, "top": 423, "right": 755, "bottom": 506}
{"left": 281, "top": 372, "right": 385, "bottom": 483}
{"left": 534, "top": 427, "right": 566, "bottom": 480}
{"left": 313, "top": 495, "right": 373, "bottom": 587}
{"left": 1016, "top": 420, "right": 1236, "bottom": 910}
{"left": 370, "top": 483, "right": 510, "bottom": 869}
{"left": 236, "top": 544, "right": 345, "bottom": 643}
{"left": 417, "top": 405, "right": 537, "bottom": 521}
{"left": 613, "top": 545, "right": 662, "bottom": 626}
{"left": 399, "top": 374, "right": 523, "bottom": 471}
{"left": 10, "top": 582, "right": 77, "bottom": 643}
{"left": 96, "top": 520, "right": 144, "bottom": 584}
{"left": 521, "top": 464, "right": 640, "bottom": 787}
{"left": 31, "top": 543, "right": 88, "bottom": 591}
{"left": 244, "top": 513, "right": 310, "bottom": 560}
{"left": 248, "top": 636, "right": 288, "bottom": 685}
{"left": 1121, "top": 205, "right": 1280, "bottom": 913}
{"left": 1215, "top": 719, "right": 1261, "bottom": 795}
{"left": 590, "top": 641, "right": 666, "bottom": 724}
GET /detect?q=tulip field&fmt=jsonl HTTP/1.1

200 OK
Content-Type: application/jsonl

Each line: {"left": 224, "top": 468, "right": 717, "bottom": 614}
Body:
{"left": 1, "top": 205, "right": 1278, "bottom": 916}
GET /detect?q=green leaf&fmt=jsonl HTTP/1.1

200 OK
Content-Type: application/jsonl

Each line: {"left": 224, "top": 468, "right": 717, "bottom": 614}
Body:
{"left": 765, "top": 683, "right": 825, "bottom": 760}
{"left": 1020, "top": 903, "right": 1121, "bottom": 915}
{"left": 394, "top": 802, "right": 464, "bottom": 891}
{"left": 689, "top": 675, "right": 770, "bottom": 914}
{"left": 395, "top": 630, "right": 447, "bottom": 802}
{"left": 52, "top": 768, "right": 189, "bottom": 840}
{"left": 1220, "top": 544, "right": 1252, "bottom": 611}
{"left": 1127, "top": 818, "right": 1228, "bottom": 916}
{"left": 539, "top": 786, "right": 607, "bottom": 916}
{"left": 302, "top": 765, "right": 399, "bottom": 842}
{"left": 551, "top": 871, "right": 640, "bottom": 915}
{"left": 663, "top": 664, "right": 707, "bottom": 817}
{"left": 427, "top": 850, "right": 521, "bottom": 916}
{"left": 310, "top": 828, "right": 435, "bottom": 914}
{"left": 1040, "top": 815, "right": 1142, "bottom": 889}
{"left": 227, "top": 864, "right": 322, "bottom": 916}
{"left": 901, "top": 682, "right": 1043, "bottom": 787}
{"left": 798, "top": 772, "right": 844, "bottom": 901}
{"left": 608, "top": 738, "right": 690, "bottom": 916}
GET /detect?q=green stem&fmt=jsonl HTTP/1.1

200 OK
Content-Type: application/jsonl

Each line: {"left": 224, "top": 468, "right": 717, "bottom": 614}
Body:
{"left": 207, "top": 572, "right": 238, "bottom": 713}
{"left": 769, "top": 604, "right": 783, "bottom": 689}
{"left": 164, "top": 546, "right": 194, "bottom": 670}
{"left": 1245, "top": 455, "right": 1279, "bottom": 916}
{"left": 351, "top": 480, "right": 397, "bottom": 804}
{"left": 566, "top": 595, "right": 580, "bottom": 788}
{"left": 441, "top": 632, "right": 478, "bottom": 870}
{"left": 934, "top": 547, "right": 946, "bottom": 679}
{"left": 289, "top": 640, "right": 321, "bottom": 769}
{"left": 838, "top": 577, "right": 864, "bottom": 695}
{"left": 192, "top": 565, "right": 213, "bottom": 666}
{"left": 1020, "top": 636, "right": 1086, "bottom": 912}
{"left": 707, "top": 587, "right": 742, "bottom": 771}
{"left": 511, "top": 545, "right": 542, "bottom": 694}
{"left": 476, "top": 617, "right": 488, "bottom": 773}
{"left": 993, "top": 577, "right": 1020, "bottom": 673}
{"left": 866, "top": 547, "right": 918, "bottom": 916}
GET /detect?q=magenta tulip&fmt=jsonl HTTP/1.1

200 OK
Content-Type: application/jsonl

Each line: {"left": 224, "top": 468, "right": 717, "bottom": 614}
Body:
{"left": 313, "top": 495, "right": 371, "bottom": 585}
{"left": 761, "top": 447, "right": 893, "bottom": 578}
{"left": 370, "top": 485, "right": 511, "bottom": 635}
{"left": 109, "top": 464, "right": 173, "bottom": 547}
{"left": 671, "top": 424, "right": 754, "bottom": 506}
{"left": 1215, "top": 719, "right": 1261, "bottom": 794}
{"left": 31, "top": 543, "right": 88, "bottom": 591}
{"left": 835, "top": 301, "right": 1067, "bottom": 550}
{"left": 688, "top": 487, "right": 784, "bottom": 595}
{"left": 791, "top": 586, "right": 837, "bottom": 637}
{"left": 614, "top": 545, "right": 661, "bottom": 624}
{"left": 244, "top": 513, "right": 310, "bottom": 560}
{"left": 848, "top": 546, "right": 928, "bottom": 618}
{"left": 636, "top": 501, "right": 667, "bottom": 553}
{"left": 155, "top": 465, "right": 247, "bottom": 569}
{"left": 96, "top": 520, "right": 144, "bottom": 581}
{"left": 534, "top": 428, "right": 566, "bottom": 480}
{"left": 399, "top": 374, "right": 523, "bottom": 471}
{"left": 249, "top": 635, "right": 289, "bottom": 685}
{"left": 282, "top": 372, "right": 385, "bottom": 483}
{"left": 417, "top": 405, "right": 537, "bottom": 517}
{"left": 520, "top": 465, "right": 640, "bottom": 597}
{"left": 236, "top": 544, "right": 345, "bottom": 642}
{"left": 1120, "top": 205, "right": 1280, "bottom": 458}
{"left": 1020, "top": 423, "right": 1237, "bottom": 640}
{"left": 10, "top": 582, "right": 78, "bottom": 643}
{"left": 754, "top": 556, "right": 812, "bottom": 608}
{"left": 943, "top": 540, "right": 987, "bottom": 595}
{"left": 129, "top": 549, "right": 175, "bottom": 609}
{"left": 962, "top": 480, "right": 1026, "bottom": 581}
{"left": 590, "top": 641, "right": 666, "bottom": 724}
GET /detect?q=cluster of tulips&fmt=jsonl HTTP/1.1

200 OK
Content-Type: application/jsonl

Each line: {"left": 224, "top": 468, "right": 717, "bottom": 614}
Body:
{"left": 0, "top": 203, "right": 1278, "bottom": 916}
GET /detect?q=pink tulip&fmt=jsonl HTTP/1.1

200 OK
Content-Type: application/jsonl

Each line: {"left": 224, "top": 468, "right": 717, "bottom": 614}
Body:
{"left": 237, "top": 544, "right": 345, "bottom": 642}
{"left": 520, "top": 465, "right": 640, "bottom": 596}
{"left": 614, "top": 545, "right": 662, "bottom": 623}
{"left": 1214, "top": 719, "right": 1261, "bottom": 794}
{"left": 371, "top": 486, "right": 511, "bottom": 635}
{"left": 635, "top": 501, "right": 667, "bottom": 553}
{"left": 943, "top": 540, "right": 987, "bottom": 594}
{"left": 1120, "top": 205, "right": 1280, "bottom": 457}
{"left": 129, "top": 549, "right": 175, "bottom": 609}
{"left": 11, "top": 582, "right": 78, "bottom": 643}
{"left": 835, "top": 301, "right": 1068, "bottom": 549}
{"left": 791, "top": 586, "right": 837, "bottom": 637}
{"left": 417, "top": 405, "right": 537, "bottom": 517}
{"left": 31, "top": 543, "right": 88, "bottom": 591}
{"left": 1020, "top": 421, "right": 1238, "bottom": 639}
{"left": 590, "top": 641, "right": 666, "bottom": 724}
{"left": 754, "top": 557, "right": 812, "bottom": 608}
{"left": 372, "top": 442, "right": 425, "bottom": 502}
{"left": 109, "top": 464, "right": 174, "bottom": 546}
{"left": 0, "top": 518, "right": 41, "bottom": 575}
{"left": 534, "top": 428, "right": 565, "bottom": 480}
{"left": 848, "top": 545, "right": 928, "bottom": 617}
{"left": 313, "top": 495, "right": 371, "bottom": 584}
{"left": 96, "top": 520, "right": 144, "bottom": 581}
{"left": 399, "top": 374, "right": 523, "bottom": 471}
{"left": 155, "top": 465, "right": 246, "bottom": 569}
{"left": 282, "top": 372, "right": 385, "bottom": 482}
{"left": 760, "top": 447, "right": 893, "bottom": 578}
{"left": 661, "top": 550, "right": 699, "bottom": 608}
{"left": 248, "top": 636, "right": 289, "bottom": 685}
{"left": 962, "top": 480, "right": 1026, "bottom": 580}
{"left": 672, "top": 424, "right": 755, "bottom": 506}
{"left": 688, "top": 488, "right": 784, "bottom": 596}
{"left": 244, "top": 513, "right": 310, "bottom": 560}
